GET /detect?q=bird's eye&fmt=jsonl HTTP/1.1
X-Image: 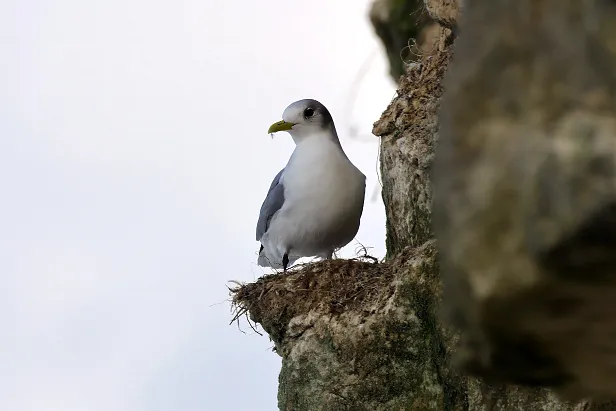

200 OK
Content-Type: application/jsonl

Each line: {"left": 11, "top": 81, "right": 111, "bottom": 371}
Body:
{"left": 304, "top": 108, "right": 315, "bottom": 118}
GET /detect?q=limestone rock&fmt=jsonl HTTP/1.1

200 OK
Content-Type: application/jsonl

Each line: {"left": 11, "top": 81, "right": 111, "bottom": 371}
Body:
{"left": 234, "top": 243, "right": 450, "bottom": 410}
{"left": 232, "top": 243, "right": 608, "bottom": 410}
{"left": 424, "top": 0, "right": 461, "bottom": 32}
{"left": 373, "top": 39, "right": 451, "bottom": 256}
{"left": 433, "top": 0, "right": 616, "bottom": 400}
{"left": 369, "top": 0, "right": 440, "bottom": 81}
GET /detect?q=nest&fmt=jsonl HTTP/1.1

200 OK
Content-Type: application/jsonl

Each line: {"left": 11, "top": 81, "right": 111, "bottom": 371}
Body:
{"left": 229, "top": 242, "right": 438, "bottom": 347}
{"left": 229, "top": 255, "right": 395, "bottom": 345}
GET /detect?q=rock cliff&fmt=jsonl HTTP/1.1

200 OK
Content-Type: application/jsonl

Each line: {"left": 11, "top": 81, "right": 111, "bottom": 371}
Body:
{"left": 434, "top": 0, "right": 616, "bottom": 402}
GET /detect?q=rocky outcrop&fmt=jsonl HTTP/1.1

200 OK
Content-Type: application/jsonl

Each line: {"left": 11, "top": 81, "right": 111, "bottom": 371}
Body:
{"left": 433, "top": 0, "right": 616, "bottom": 401}
{"left": 232, "top": 0, "right": 616, "bottom": 409}
{"left": 374, "top": 43, "right": 450, "bottom": 256}
{"left": 234, "top": 244, "right": 454, "bottom": 410}
{"left": 369, "top": 0, "right": 441, "bottom": 81}
{"left": 232, "top": 242, "right": 611, "bottom": 410}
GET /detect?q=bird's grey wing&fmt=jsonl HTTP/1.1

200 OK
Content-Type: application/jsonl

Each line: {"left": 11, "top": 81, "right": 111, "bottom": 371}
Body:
{"left": 256, "top": 168, "right": 285, "bottom": 241}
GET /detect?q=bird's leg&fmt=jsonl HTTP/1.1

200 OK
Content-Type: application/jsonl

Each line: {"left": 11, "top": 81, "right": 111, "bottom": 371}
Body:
{"left": 325, "top": 250, "right": 334, "bottom": 260}
{"left": 282, "top": 253, "right": 289, "bottom": 272}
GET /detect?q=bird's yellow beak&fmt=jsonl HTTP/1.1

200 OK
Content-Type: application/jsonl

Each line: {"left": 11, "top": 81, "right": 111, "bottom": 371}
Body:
{"left": 267, "top": 120, "right": 295, "bottom": 134}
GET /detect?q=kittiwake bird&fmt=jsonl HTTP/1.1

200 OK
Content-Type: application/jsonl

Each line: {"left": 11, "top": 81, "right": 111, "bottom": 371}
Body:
{"left": 256, "top": 99, "right": 366, "bottom": 271}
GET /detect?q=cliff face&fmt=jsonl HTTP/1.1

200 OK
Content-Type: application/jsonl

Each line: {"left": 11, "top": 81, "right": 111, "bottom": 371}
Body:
{"left": 375, "top": 42, "right": 450, "bottom": 257}
{"left": 234, "top": 244, "right": 449, "bottom": 410}
{"left": 232, "top": 0, "right": 616, "bottom": 409}
{"left": 369, "top": 0, "right": 442, "bottom": 81}
{"left": 433, "top": 0, "right": 616, "bottom": 401}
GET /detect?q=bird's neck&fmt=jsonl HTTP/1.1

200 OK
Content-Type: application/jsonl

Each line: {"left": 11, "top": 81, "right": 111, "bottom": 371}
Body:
{"left": 291, "top": 124, "right": 344, "bottom": 152}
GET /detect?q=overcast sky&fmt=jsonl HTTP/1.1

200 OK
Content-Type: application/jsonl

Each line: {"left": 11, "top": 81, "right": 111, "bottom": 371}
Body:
{"left": 1, "top": 0, "right": 395, "bottom": 410}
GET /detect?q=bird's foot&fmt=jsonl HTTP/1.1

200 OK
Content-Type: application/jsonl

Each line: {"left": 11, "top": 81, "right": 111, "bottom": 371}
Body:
{"left": 282, "top": 253, "right": 289, "bottom": 272}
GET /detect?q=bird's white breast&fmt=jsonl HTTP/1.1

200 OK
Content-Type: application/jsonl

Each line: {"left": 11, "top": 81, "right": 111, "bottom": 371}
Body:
{"left": 281, "top": 137, "right": 365, "bottom": 238}
{"left": 288, "top": 139, "right": 361, "bottom": 191}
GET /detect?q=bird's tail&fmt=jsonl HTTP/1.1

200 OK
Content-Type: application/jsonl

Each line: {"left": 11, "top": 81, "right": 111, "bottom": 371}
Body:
{"left": 258, "top": 246, "right": 299, "bottom": 269}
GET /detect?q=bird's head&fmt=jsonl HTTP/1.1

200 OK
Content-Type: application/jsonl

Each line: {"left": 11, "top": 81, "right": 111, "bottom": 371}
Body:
{"left": 267, "top": 99, "right": 338, "bottom": 144}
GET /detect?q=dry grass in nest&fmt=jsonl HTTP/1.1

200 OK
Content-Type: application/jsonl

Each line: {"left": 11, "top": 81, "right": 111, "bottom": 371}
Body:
{"left": 229, "top": 253, "right": 392, "bottom": 344}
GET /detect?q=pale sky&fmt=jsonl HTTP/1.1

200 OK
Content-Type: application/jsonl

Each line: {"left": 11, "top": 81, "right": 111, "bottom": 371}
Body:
{"left": 1, "top": 1, "right": 396, "bottom": 410}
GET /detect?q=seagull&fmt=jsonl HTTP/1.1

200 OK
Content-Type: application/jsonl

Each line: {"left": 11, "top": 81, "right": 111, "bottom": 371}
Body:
{"left": 256, "top": 99, "right": 366, "bottom": 271}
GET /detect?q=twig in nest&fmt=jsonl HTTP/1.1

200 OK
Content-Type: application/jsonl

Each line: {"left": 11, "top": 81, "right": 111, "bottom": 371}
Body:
{"left": 353, "top": 241, "right": 380, "bottom": 263}
{"left": 229, "top": 302, "right": 247, "bottom": 326}
{"left": 229, "top": 299, "right": 263, "bottom": 336}
{"left": 245, "top": 312, "right": 263, "bottom": 336}
{"left": 227, "top": 279, "right": 244, "bottom": 293}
